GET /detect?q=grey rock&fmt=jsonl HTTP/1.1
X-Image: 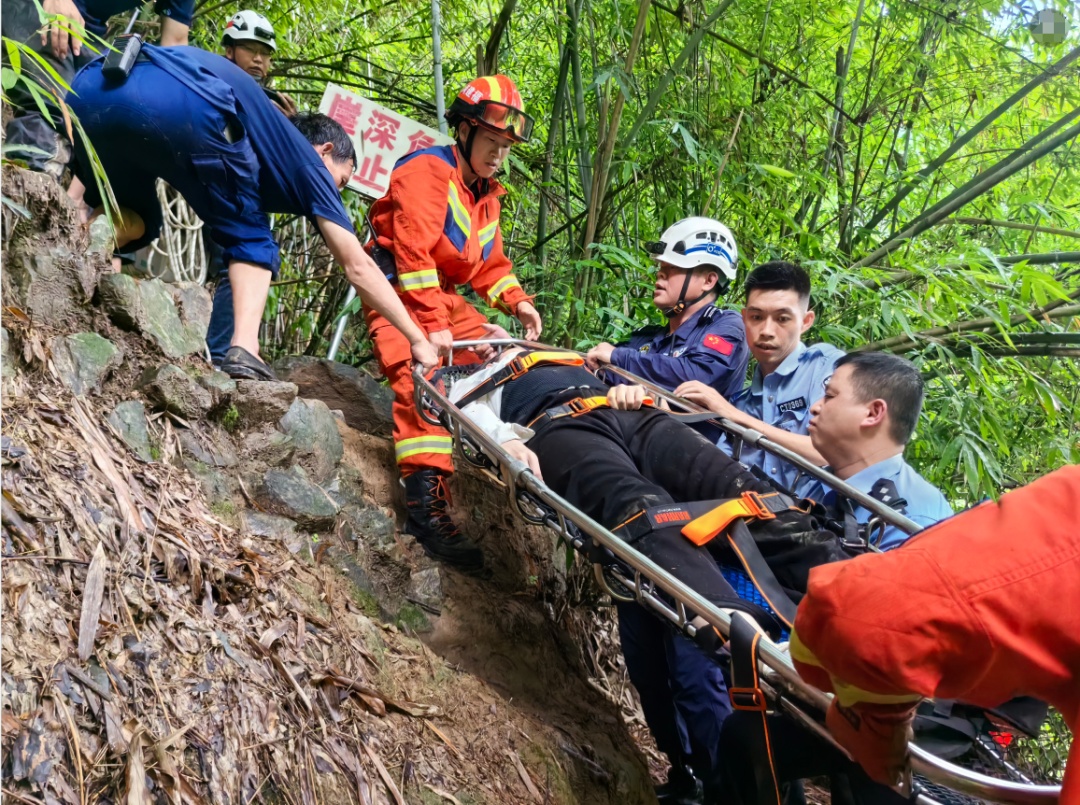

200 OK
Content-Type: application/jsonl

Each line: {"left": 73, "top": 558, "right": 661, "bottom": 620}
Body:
{"left": 340, "top": 503, "right": 397, "bottom": 553}
{"left": 51, "top": 332, "right": 122, "bottom": 395}
{"left": 177, "top": 428, "right": 238, "bottom": 468}
{"left": 280, "top": 398, "right": 344, "bottom": 483}
{"left": 107, "top": 400, "right": 153, "bottom": 462}
{"left": 239, "top": 428, "right": 295, "bottom": 469}
{"left": 183, "top": 459, "right": 236, "bottom": 507}
{"left": 240, "top": 510, "right": 299, "bottom": 543}
{"left": 274, "top": 356, "right": 393, "bottom": 436}
{"left": 197, "top": 370, "right": 237, "bottom": 406}
{"left": 407, "top": 567, "right": 443, "bottom": 611}
{"left": 139, "top": 365, "right": 213, "bottom": 418}
{"left": 321, "top": 464, "right": 367, "bottom": 507}
{"left": 257, "top": 466, "right": 339, "bottom": 530}
{"left": 234, "top": 381, "right": 298, "bottom": 428}
{"left": 98, "top": 275, "right": 211, "bottom": 358}
{"left": 1, "top": 328, "right": 16, "bottom": 381}
{"left": 96, "top": 273, "right": 140, "bottom": 329}
{"left": 3, "top": 168, "right": 107, "bottom": 331}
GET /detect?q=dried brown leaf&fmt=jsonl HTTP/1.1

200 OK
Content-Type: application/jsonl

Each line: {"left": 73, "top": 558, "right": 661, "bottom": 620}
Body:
{"left": 361, "top": 741, "right": 405, "bottom": 805}
{"left": 508, "top": 750, "right": 543, "bottom": 803}
{"left": 77, "top": 543, "right": 106, "bottom": 661}
{"left": 124, "top": 725, "right": 151, "bottom": 805}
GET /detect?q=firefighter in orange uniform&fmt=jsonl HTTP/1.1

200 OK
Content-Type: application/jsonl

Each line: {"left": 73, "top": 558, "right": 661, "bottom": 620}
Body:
{"left": 791, "top": 465, "right": 1080, "bottom": 803}
{"left": 364, "top": 75, "right": 542, "bottom": 573}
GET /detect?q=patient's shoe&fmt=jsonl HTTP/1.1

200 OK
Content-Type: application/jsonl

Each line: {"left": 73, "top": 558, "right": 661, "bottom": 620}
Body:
{"left": 403, "top": 469, "right": 485, "bottom": 574}
{"left": 656, "top": 764, "right": 704, "bottom": 804}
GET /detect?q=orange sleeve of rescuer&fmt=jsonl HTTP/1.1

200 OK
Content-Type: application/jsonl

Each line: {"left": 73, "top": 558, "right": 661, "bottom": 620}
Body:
{"left": 382, "top": 157, "right": 453, "bottom": 333}
{"left": 792, "top": 465, "right": 1080, "bottom": 714}
{"left": 468, "top": 214, "right": 533, "bottom": 315}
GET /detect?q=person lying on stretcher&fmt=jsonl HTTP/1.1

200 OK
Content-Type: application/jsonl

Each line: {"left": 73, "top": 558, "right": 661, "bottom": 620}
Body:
{"left": 441, "top": 347, "right": 837, "bottom": 627}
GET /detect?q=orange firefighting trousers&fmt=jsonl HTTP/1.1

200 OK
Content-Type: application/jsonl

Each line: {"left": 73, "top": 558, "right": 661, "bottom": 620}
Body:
{"left": 790, "top": 465, "right": 1080, "bottom": 801}
{"left": 364, "top": 291, "right": 491, "bottom": 476}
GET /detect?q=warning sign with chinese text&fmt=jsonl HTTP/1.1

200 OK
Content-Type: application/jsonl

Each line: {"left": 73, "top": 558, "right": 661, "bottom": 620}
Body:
{"left": 318, "top": 83, "right": 452, "bottom": 199}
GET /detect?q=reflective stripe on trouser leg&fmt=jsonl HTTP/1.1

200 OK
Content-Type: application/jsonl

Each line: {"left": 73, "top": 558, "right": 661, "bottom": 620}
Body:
{"left": 365, "top": 290, "right": 494, "bottom": 477}
{"left": 395, "top": 435, "right": 454, "bottom": 463}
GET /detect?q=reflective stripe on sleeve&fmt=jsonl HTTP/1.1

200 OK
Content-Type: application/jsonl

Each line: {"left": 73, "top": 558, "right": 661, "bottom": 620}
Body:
{"left": 486, "top": 275, "right": 522, "bottom": 306}
{"left": 790, "top": 629, "right": 923, "bottom": 708}
{"left": 398, "top": 268, "right": 440, "bottom": 291}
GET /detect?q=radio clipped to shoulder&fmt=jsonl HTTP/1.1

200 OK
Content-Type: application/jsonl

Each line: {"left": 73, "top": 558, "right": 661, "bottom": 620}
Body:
{"left": 101, "top": 10, "right": 142, "bottom": 83}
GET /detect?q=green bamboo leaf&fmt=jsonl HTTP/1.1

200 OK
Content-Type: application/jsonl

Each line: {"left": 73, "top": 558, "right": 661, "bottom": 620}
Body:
{"left": 757, "top": 164, "right": 796, "bottom": 179}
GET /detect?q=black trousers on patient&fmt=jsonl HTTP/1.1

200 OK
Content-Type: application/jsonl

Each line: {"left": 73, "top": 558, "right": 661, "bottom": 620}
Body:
{"left": 529, "top": 407, "right": 772, "bottom": 608}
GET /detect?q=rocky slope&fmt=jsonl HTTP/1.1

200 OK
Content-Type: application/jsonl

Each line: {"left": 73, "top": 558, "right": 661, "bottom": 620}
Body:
{"left": 0, "top": 166, "right": 655, "bottom": 804}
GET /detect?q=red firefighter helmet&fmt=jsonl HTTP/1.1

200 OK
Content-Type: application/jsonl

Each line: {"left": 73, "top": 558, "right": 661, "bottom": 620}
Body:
{"left": 446, "top": 76, "right": 534, "bottom": 144}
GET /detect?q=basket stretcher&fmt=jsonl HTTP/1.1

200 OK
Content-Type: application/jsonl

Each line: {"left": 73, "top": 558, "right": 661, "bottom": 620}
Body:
{"left": 411, "top": 339, "right": 1062, "bottom": 805}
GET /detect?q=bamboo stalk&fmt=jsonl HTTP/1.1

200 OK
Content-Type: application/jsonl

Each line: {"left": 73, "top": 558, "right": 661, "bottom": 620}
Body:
{"left": 855, "top": 298, "right": 1080, "bottom": 353}
{"left": 850, "top": 118, "right": 1080, "bottom": 270}
{"left": 863, "top": 45, "right": 1080, "bottom": 234}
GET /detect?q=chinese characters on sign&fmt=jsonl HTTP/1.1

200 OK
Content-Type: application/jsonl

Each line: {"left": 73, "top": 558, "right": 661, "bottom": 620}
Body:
{"left": 319, "top": 83, "right": 452, "bottom": 198}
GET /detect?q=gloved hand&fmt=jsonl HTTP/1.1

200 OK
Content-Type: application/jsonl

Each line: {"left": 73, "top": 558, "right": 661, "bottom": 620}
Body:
{"left": 825, "top": 700, "right": 918, "bottom": 787}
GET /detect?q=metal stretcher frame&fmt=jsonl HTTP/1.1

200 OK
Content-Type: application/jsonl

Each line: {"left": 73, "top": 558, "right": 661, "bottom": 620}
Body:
{"left": 412, "top": 339, "right": 1061, "bottom": 805}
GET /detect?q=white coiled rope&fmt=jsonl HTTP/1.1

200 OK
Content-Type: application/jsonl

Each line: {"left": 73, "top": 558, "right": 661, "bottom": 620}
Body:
{"left": 144, "top": 180, "right": 206, "bottom": 284}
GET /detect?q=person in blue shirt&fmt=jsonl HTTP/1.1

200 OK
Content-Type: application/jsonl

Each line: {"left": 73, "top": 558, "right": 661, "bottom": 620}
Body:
{"left": 675, "top": 261, "right": 843, "bottom": 491}
{"left": 585, "top": 217, "right": 749, "bottom": 402}
{"left": 67, "top": 45, "right": 437, "bottom": 378}
{"left": 1, "top": 0, "right": 192, "bottom": 180}
{"left": 799, "top": 351, "right": 952, "bottom": 549}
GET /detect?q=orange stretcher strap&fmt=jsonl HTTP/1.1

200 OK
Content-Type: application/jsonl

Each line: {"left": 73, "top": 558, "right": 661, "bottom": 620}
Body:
{"left": 681, "top": 490, "right": 781, "bottom": 546}
{"left": 454, "top": 350, "right": 586, "bottom": 409}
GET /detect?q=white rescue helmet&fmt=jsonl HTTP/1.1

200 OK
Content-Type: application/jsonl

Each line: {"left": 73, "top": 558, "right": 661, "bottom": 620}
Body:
{"left": 645, "top": 216, "right": 738, "bottom": 280}
{"left": 221, "top": 10, "right": 277, "bottom": 51}
{"left": 644, "top": 217, "right": 738, "bottom": 317}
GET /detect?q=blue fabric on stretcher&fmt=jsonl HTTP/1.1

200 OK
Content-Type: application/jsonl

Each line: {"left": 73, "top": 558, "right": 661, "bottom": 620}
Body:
{"left": 720, "top": 566, "right": 790, "bottom": 641}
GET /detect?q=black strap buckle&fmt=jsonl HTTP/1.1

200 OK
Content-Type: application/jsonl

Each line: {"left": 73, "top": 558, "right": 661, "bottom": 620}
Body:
{"left": 729, "top": 686, "right": 768, "bottom": 712}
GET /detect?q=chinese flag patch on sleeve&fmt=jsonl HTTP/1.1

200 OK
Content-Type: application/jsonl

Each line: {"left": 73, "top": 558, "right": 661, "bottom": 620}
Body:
{"left": 703, "top": 333, "right": 734, "bottom": 356}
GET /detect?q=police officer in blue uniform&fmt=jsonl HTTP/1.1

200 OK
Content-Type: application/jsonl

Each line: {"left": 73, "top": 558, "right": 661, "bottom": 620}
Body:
{"left": 796, "top": 351, "right": 952, "bottom": 550}
{"left": 676, "top": 262, "right": 843, "bottom": 492}
{"left": 67, "top": 45, "right": 438, "bottom": 379}
{"left": 584, "top": 216, "right": 747, "bottom": 805}
{"left": 585, "top": 217, "right": 749, "bottom": 402}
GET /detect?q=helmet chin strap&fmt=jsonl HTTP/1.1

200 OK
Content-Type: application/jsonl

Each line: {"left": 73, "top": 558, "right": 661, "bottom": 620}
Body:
{"left": 459, "top": 123, "right": 481, "bottom": 180}
{"left": 662, "top": 269, "right": 716, "bottom": 319}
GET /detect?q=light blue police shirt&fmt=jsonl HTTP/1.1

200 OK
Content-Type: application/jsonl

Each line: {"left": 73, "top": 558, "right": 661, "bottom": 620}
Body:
{"left": 795, "top": 453, "right": 953, "bottom": 550}
{"left": 721, "top": 341, "right": 844, "bottom": 491}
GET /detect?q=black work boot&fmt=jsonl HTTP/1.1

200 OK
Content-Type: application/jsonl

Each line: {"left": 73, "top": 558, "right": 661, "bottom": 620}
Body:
{"left": 656, "top": 764, "right": 704, "bottom": 805}
{"left": 403, "top": 469, "right": 485, "bottom": 573}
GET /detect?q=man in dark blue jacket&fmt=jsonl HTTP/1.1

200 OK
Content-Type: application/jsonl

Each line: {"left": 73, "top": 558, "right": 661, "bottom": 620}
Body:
{"left": 585, "top": 216, "right": 748, "bottom": 402}
{"left": 1, "top": 0, "right": 193, "bottom": 180}
{"left": 67, "top": 45, "right": 437, "bottom": 377}
{"left": 584, "top": 216, "right": 748, "bottom": 805}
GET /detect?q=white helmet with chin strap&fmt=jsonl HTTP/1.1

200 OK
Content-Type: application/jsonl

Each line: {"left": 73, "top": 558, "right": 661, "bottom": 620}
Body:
{"left": 644, "top": 216, "right": 738, "bottom": 318}
{"left": 221, "top": 10, "right": 277, "bottom": 51}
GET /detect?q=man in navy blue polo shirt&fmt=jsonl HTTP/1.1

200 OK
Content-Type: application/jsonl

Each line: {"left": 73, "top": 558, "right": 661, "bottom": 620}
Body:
{"left": 676, "top": 261, "right": 843, "bottom": 492}
{"left": 1, "top": 0, "right": 192, "bottom": 180}
{"left": 585, "top": 217, "right": 749, "bottom": 402}
{"left": 67, "top": 45, "right": 437, "bottom": 378}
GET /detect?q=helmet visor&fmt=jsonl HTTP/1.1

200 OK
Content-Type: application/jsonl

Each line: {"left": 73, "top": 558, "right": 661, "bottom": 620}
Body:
{"left": 475, "top": 100, "right": 534, "bottom": 143}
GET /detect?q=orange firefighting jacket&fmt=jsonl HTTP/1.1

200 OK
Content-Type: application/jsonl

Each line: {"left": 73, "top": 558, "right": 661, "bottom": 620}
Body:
{"left": 367, "top": 144, "right": 532, "bottom": 334}
{"left": 791, "top": 465, "right": 1080, "bottom": 802}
